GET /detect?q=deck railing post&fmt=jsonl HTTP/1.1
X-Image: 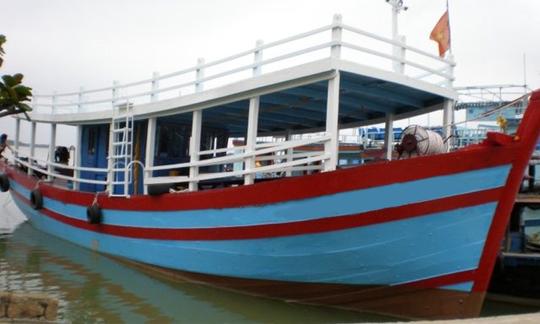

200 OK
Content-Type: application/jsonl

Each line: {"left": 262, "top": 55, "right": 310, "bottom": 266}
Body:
{"left": 112, "top": 80, "right": 119, "bottom": 108}
{"left": 51, "top": 91, "right": 57, "bottom": 114}
{"left": 48, "top": 123, "right": 57, "bottom": 181}
{"left": 144, "top": 117, "right": 156, "bottom": 194}
{"left": 331, "top": 14, "right": 342, "bottom": 59}
{"left": 446, "top": 54, "right": 455, "bottom": 88}
{"left": 151, "top": 72, "right": 159, "bottom": 102}
{"left": 384, "top": 113, "right": 394, "bottom": 160}
{"left": 73, "top": 125, "right": 82, "bottom": 191}
{"left": 253, "top": 40, "right": 263, "bottom": 76}
{"left": 195, "top": 58, "right": 205, "bottom": 92}
{"left": 32, "top": 92, "right": 38, "bottom": 115}
{"left": 189, "top": 58, "right": 205, "bottom": 191}
{"left": 324, "top": 71, "right": 341, "bottom": 172}
{"left": 393, "top": 35, "right": 406, "bottom": 74}
{"left": 28, "top": 122, "right": 36, "bottom": 176}
{"left": 78, "top": 87, "right": 84, "bottom": 112}
{"left": 14, "top": 118, "right": 20, "bottom": 159}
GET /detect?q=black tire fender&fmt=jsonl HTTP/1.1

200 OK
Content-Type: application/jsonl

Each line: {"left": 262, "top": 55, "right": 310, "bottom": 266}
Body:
{"left": 0, "top": 173, "right": 9, "bottom": 192}
{"left": 87, "top": 204, "right": 103, "bottom": 224}
{"left": 30, "top": 189, "right": 43, "bottom": 210}
{"left": 147, "top": 183, "right": 170, "bottom": 196}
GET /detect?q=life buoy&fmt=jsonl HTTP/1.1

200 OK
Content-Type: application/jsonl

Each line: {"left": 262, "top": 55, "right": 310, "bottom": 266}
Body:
{"left": 87, "top": 204, "right": 102, "bottom": 224}
{"left": 30, "top": 189, "right": 43, "bottom": 210}
{"left": 0, "top": 173, "right": 9, "bottom": 192}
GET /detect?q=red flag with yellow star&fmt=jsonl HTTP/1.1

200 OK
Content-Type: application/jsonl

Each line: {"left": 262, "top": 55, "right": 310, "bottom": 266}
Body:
{"left": 430, "top": 11, "right": 450, "bottom": 57}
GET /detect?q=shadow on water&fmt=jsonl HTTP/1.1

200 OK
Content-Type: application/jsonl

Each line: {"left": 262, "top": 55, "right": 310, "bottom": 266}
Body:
{"left": 0, "top": 223, "right": 397, "bottom": 323}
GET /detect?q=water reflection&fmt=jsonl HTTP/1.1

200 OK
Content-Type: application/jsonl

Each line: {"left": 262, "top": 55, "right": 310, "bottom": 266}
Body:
{"left": 0, "top": 224, "right": 394, "bottom": 323}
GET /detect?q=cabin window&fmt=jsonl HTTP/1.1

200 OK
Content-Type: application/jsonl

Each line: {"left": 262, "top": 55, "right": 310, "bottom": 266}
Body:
{"left": 156, "top": 124, "right": 188, "bottom": 159}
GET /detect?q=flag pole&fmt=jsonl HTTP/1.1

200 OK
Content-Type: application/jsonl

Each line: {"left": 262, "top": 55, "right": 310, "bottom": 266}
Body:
{"left": 446, "top": 0, "right": 452, "bottom": 55}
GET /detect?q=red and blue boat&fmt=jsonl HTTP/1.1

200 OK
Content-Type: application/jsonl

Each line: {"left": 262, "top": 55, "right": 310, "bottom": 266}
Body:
{"left": 1, "top": 16, "right": 539, "bottom": 319}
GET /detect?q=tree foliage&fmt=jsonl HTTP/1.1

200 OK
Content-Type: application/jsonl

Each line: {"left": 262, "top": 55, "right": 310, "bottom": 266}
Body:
{"left": 0, "top": 34, "right": 32, "bottom": 119}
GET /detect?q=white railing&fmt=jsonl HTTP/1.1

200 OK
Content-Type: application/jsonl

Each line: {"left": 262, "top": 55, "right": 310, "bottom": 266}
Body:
{"left": 31, "top": 15, "right": 455, "bottom": 115}
{"left": 12, "top": 153, "right": 109, "bottom": 186}
{"left": 8, "top": 135, "right": 330, "bottom": 192}
{"left": 144, "top": 135, "right": 330, "bottom": 186}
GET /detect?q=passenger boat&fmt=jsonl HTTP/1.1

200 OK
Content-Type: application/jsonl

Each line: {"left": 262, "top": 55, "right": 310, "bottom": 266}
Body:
{"left": 1, "top": 15, "right": 540, "bottom": 320}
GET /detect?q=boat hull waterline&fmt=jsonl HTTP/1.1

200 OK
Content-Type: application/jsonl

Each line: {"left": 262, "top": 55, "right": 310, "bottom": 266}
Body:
{"left": 3, "top": 91, "right": 540, "bottom": 320}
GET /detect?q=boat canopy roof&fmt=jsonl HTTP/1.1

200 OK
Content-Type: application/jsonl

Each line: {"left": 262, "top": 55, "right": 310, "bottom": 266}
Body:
{"left": 183, "top": 71, "right": 449, "bottom": 137}
{"left": 25, "top": 15, "right": 456, "bottom": 135}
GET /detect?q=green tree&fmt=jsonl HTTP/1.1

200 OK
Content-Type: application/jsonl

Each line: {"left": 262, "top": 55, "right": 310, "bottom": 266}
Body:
{"left": 0, "top": 34, "right": 32, "bottom": 119}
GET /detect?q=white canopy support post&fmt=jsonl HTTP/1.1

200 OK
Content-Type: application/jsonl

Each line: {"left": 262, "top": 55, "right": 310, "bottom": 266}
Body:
{"left": 107, "top": 80, "right": 120, "bottom": 193}
{"left": 384, "top": 113, "right": 394, "bottom": 160}
{"left": 73, "top": 125, "right": 82, "bottom": 191}
{"left": 285, "top": 129, "right": 293, "bottom": 177}
{"left": 151, "top": 72, "right": 159, "bottom": 102}
{"left": 144, "top": 117, "right": 156, "bottom": 194}
{"left": 442, "top": 99, "right": 455, "bottom": 151}
{"left": 324, "top": 72, "right": 341, "bottom": 172}
{"left": 244, "top": 97, "right": 260, "bottom": 185}
{"left": 28, "top": 122, "right": 36, "bottom": 175}
{"left": 48, "top": 123, "right": 57, "bottom": 181}
{"left": 189, "top": 111, "right": 202, "bottom": 191}
{"left": 14, "top": 118, "right": 20, "bottom": 159}
{"left": 443, "top": 53, "right": 455, "bottom": 151}
{"left": 189, "top": 58, "right": 205, "bottom": 191}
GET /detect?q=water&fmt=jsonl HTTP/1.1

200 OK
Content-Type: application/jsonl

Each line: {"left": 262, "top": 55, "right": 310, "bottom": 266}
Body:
{"left": 0, "top": 193, "right": 538, "bottom": 323}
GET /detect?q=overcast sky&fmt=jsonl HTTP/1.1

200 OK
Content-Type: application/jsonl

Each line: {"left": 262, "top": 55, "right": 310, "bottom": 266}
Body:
{"left": 2, "top": 0, "right": 540, "bottom": 145}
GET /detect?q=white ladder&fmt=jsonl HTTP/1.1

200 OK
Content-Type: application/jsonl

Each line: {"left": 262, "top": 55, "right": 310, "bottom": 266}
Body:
{"left": 108, "top": 102, "right": 134, "bottom": 197}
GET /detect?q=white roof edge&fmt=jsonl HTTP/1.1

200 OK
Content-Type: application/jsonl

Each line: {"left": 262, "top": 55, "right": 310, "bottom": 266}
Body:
{"left": 336, "top": 60, "right": 458, "bottom": 100}
{"left": 26, "top": 58, "right": 457, "bottom": 125}
{"left": 27, "top": 59, "right": 337, "bottom": 124}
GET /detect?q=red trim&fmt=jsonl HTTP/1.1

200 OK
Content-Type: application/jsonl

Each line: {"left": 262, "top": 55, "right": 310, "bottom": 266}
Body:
{"left": 403, "top": 269, "right": 476, "bottom": 289}
{"left": 4, "top": 144, "right": 517, "bottom": 211}
{"left": 11, "top": 186, "right": 502, "bottom": 240}
{"left": 473, "top": 90, "right": 540, "bottom": 292}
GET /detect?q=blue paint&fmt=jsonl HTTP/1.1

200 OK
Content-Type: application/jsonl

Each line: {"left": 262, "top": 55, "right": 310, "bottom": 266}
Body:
{"left": 11, "top": 165, "right": 510, "bottom": 229}
{"left": 440, "top": 281, "right": 474, "bottom": 292}
{"left": 13, "top": 191, "right": 495, "bottom": 286}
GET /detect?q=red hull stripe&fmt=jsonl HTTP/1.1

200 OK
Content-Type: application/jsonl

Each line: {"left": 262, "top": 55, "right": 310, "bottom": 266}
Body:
{"left": 6, "top": 145, "right": 516, "bottom": 211}
{"left": 11, "top": 187, "right": 502, "bottom": 240}
{"left": 402, "top": 269, "right": 476, "bottom": 289}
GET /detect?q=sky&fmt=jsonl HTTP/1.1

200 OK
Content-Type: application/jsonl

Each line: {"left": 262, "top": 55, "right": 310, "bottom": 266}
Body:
{"left": 1, "top": 0, "right": 540, "bottom": 145}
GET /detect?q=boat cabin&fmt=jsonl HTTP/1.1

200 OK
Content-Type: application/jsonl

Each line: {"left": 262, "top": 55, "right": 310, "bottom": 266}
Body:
{"left": 8, "top": 15, "right": 457, "bottom": 197}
